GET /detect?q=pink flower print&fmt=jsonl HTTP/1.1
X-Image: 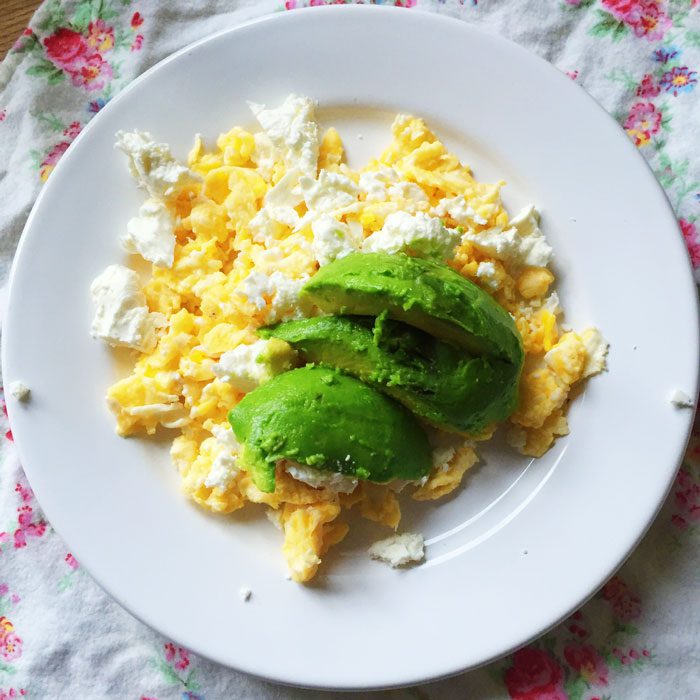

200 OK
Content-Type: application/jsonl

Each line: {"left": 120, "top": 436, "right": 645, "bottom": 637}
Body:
{"left": 0, "top": 690, "right": 27, "bottom": 700}
{"left": 163, "top": 642, "right": 191, "bottom": 671}
{"left": 564, "top": 644, "right": 609, "bottom": 686}
{"left": 0, "top": 110, "right": 6, "bottom": 122}
{"left": 63, "top": 121, "right": 81, "bottom": 139}
{"left": 39, "top": 141, "right": 69, "bottom": 181}
{"left": 627, "top": 1, "right": 672, "bottom": 41}
{"left": 624, "top": 102, "right": 661, "bottom": 147}
{"left": 131, "top": 35, "right": 144, "bottom": 52}
{"left": 566, "top": 69, "right": 579, "bottom": 80}
{"left": 0, "top": 585, "right": 7, "bottom": 597}
{"left": 131, "top": 12, "right": 144, "bottom": 29}
{"left": 660, "top": 66, "right": 698, "bottom": 96}
{"left": 504, "top": 647, "right": 567, "bottom": 700}
{"left": 672, "top": 513, "right": 688, "bottom": 529}
{"left": 175, "top": 648, "right": 190, "bottom": 671}
{"left": 602, "top": 576, "right": 642, "bottom": 621}
{"left": 65, "top": 553, "right": 79, "bottom": 570}
{"left": 67, "top": 53, "right": 113, "bottom": 92}
{"left": 565, "top": 0, "right": 583, "bottom": 5}
{"left": 86, "top": 20, "right": 114, "bottom": 53}
{"left": 43, "top": 28, "right": 90, "bottom": 71}
{"left": 680, "top": 219, "right": 700, "bottom": 267}
{"left": 0, "top": 618, "right": 22, "bottom": 662}
{"left": 602, "top": 0, "right": 638, "bottom": 19}
{"left": 636, "top": 73, "right": 660, "bottom": 97}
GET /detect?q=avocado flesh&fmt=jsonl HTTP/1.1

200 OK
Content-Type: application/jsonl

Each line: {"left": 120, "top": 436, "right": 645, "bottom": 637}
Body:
{"left": 301, "top": 252, "right": 523, "bottom": 366}
{"left": 261, "top": 315, "right": 520, "bottom": 433}
{"left": 228, "top": 365, "right": 431, "bottom": 493}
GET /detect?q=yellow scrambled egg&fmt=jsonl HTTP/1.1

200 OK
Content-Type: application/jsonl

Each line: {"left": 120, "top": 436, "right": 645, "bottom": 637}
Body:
{"left": 107, "top": 110, "right": 607, "bottom": 582}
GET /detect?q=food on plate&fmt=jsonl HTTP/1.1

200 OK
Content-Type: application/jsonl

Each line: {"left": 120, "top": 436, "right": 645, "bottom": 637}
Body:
{"left": 8, "top": 381, "right": 31, "bottom": 402}
{"left": 228, "top": 365, "right": 432, "bottom": 492}
{"left": 261, "top": 313, "right": 520, "bottom": 434}
{"left": 669, "top": 389, "right": 694, "bottom": 408}
{"left": 92, "top": 94, "right": 608, "bottom": 582}
{"left": 368, "top": 532, "right": 425, "bottom": 568}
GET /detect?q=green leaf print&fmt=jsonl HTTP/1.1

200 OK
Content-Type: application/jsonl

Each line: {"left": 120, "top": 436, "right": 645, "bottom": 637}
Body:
{"left": 71, "top": 0, "right": 101, "bottom": 33}
{"left": 564, "top": 676, "right": 587, "bottom": 700}
{"left": 605, "top": 67, "right": 638, "bottom": 91}
{"left": 686, "top": 30, "right": 700, "bottom": 48}
{"left": 26, "top": 58, "right": 64, "bottom": 85}
{"left": 184, "top": 668, "right": 200, "bottom": 691}
{"left": 36, "top": 0, "right": 68, "bottom": 32}
{"left": 30, "top": 110, "right": 65, "bottom": 132}
{"left": 0, "top": 660, "right": 17, "bottom": 676}
{"left": 590, "top": 11, "right": 628, "bottom": 41}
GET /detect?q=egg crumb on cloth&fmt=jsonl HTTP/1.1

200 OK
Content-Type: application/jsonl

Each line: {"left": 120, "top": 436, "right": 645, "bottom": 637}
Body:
{"left": 92, "top": 94, "right": 608, "bottom": 583}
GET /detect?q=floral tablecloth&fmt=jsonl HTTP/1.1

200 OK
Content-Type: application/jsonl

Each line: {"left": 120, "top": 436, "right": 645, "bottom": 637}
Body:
{"left": 0, "top": 1, "right": 699, "bottom": 698}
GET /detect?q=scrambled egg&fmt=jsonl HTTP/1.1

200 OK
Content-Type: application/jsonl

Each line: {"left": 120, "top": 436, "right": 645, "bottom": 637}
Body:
{"left": 103, "top": 96, "right": 608, "bottom": 582}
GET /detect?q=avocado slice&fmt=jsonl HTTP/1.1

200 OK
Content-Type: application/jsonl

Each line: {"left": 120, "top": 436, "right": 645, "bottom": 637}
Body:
{"left": 261, "top": 315, "right": 520, "bottom": 433}
{"left": 228, "top": 365, "right": 431, "bottom": 493}
{"left": 301, "top": 252, "right": 523, "bottom": 365}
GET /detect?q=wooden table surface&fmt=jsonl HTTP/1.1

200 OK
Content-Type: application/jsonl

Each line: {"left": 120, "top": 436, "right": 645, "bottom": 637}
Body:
{"left": 1, "top": 0, "right": 41, "bottom": 60}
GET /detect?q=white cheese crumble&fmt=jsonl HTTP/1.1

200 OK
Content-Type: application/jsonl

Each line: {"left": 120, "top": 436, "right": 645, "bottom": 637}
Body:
{"left": 249, "top": 94, "right": 319, "bottom": 178}
{"left": 262, "top": 168, "right": 304, "bottom": 229}
{"left": 90, "top": 264, "right": 165, "bottom": 352}
{"left": 115, "top": 130, "right": 200, "bottom": 199}
{"left": 284, "top": 462, "right": 358, "bottom": 494}
{"left": 670, "top": 389, "right": 695, "bottom": 408}
{"left": 311, "top": 214, "right": 362, "bottom": 266}
{"left": 251, "top": 131, "right": 276, "bottom": 181}
{"left": 239, "top": 587, "right": 252, "bottom": 602}
{"left": 213, "top": 339, "right": 273, "bottom": 393}
{"left": 362, "top": 211, "right": 459, "bottom": 259}
{"left": 236, "top": 269, "right": 308, "bottom": 323}
{"left": 432, "top": 195, "right": 487, "bottom": 226}
{"left": 476, "top": 261, "right": 500, "bottom": 291}
{"left": 122, "top": 199, "right": 176, "bottom": 268}
{"left": 248, "top": 208, "right": 286, "bottom": 247}
{"left": 368, "top": 533, "right": 425, "bottom": 568}
{"left": 432, "top": 445, "right": 456, "bottom": 472}
{"left": 8, "top": 381, "right": 30, "bottom": 402}
{"left": 461, "top": 205, "right": 553, "bottom": 269}
{"left": 203, "top": 424, "right": 241, "bottom": 490}
{"left": 580, "top": 328, "right": 609, "bottom": 378}
{"left": 300, "top": 169, "right": 360, "bottom": 215}
{"left": 359, "top": 166, "right": 399, "bottom": 201}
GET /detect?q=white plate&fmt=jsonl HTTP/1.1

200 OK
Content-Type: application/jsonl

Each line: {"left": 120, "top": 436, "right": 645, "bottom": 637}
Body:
{"left": 3, "top": 5, "right": 699, "bottom": 691}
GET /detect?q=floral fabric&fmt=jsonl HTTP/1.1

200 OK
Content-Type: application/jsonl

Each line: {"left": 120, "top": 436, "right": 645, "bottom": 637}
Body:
{"left": 0, "top": 1, "right": 698, "bottom": 698}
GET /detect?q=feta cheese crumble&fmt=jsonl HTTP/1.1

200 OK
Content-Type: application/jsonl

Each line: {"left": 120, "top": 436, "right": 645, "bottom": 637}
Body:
{"left": 8, "top": 381, "right": 30, "bottom": 402}
{"left": 300, "top": 169, "right": 360, "bottom": 215}
{"left": 122, "top": 199, "right": 176, "bottom": 268}
{"left": 249, "top": 94, "right": 319, "bottom": 178}
{"left": 115, "top": 130, "right": 200, "bottom": 199}
{"left": 311, "top": 214, "right": 361, "bottom": 266}
{"left": 90, "top": 264, "right": 165, "bottom": 352}
{"left": 368, "top": 533, "right": 425, "bottom": 568}
{"left": 580, "top": 328, "right": 609, "bottom": 378}
{"left": 203, "top": 424, "right": 241, "bottom": 491}
{"left": 670, "top": 389, "right": 695, "bottom": 408}
{"left": 362, "top": 211, "right": 459, "bottom": 259}
{"left": 213, "top": 340, "right": 274, "bottom": 393}
{"left": 284, "top": 462, "right": 358, "bottom": 494}
{"left": 432, "top": 195, "right": 487, "bottom": 226}
{"left": 476, "top": 261, "right": 500, "bottom": 291}
{"left": 461, "top": 205, "right": 553, "bottom": 269}
{"left": 235, "top": 270, "right": 307, "bottom": 322}
{"left": 239, "top": 587, "right": 252, "bottom": 602}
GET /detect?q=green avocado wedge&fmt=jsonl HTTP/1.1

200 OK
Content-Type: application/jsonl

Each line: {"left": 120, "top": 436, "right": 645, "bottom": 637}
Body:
{"left": 260, "top": 315, "right": 520, "bottom": 434}
{"left": 301, "top": 252, "right": 523, "bottom": 365}
{"left": 228, "top": 366, "right": 431, "bottom": 493}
